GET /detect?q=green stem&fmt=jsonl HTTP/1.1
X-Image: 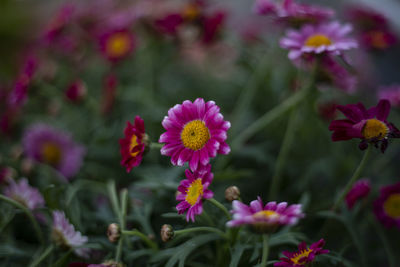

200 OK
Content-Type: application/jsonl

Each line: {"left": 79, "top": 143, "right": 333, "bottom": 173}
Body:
{"left": 231, "top": 86, "right": 311, "bottom": 150}
{"left": 0, "top": 194, "right": 44, "bottom": 244}
{"left": 28, "top": 245, "right": 54, "bottom": 267}
{"left": 260, "top": 234, "right": 269, "bottom": 267}
{"left": 107, "top": 180, "right": 121, "bottom": 223}
{"left": 269, "top": 108, "right": 300, "bottom": 200}
{"left": 122, "top": 229, "right": 158, "bottom": 250}
{"left": 174, "top": 227, "right": 227, "bottom": 239}
{"left": 150, "top": 142, "right": 164, "bottom": 149}
{"left": 369, "top": 214, "right": 396, "bottom": 267}
{"left": 115, "top": 189, "right": 128, "bottom": 262}
{"left": 332, "top": 145, "right": 372, "bottom": 211}
{"left": 207, "top": 198, "right": 231, "bottom": 220}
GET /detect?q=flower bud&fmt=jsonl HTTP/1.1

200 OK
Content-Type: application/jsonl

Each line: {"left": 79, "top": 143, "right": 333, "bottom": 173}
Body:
{"left": 225, "top": 186, "right": 240, "bottom": 202}
{"left": 107, "top": 223, "right": 121, "bottom": 243}
{"left": 161, "top": 224, "right": 174, "bottom": 242}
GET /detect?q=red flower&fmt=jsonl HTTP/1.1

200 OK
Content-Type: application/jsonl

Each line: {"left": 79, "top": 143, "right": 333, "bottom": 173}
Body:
{"left": 119, "top": 116, "right": 147, "bottom": 172}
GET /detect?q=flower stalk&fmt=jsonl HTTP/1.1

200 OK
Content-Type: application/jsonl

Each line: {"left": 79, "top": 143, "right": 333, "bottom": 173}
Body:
{"left": 207, "top": 198, "right": 231, "bottom": 220}
{"left": 260, "top": 234, "right": 269, "bottom": 267}
{"left": 122, "top": 229, "right": 158, "bottom": 250}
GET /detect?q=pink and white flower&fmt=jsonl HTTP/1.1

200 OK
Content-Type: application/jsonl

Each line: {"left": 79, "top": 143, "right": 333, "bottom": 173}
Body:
{"left": 4, "top": 178, "right": 45, "bottom": 210}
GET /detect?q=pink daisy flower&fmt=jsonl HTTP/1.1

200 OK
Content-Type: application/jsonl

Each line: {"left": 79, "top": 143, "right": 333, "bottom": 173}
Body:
{"left": 345, "top": 178, "right": 371, "bottom": 209}
{"left": 176, "top": 164, "right": 214, "bottom": 222}
{"left": 280, "top": 21, "right": 358, "bottom": 60}
{"left": 378, "top": 85, "right": 400, "bottom": 107}
{"left": 227, "top": 197, "right": 304, "bottom": 233}
{"left": 159, "top": 98, "right": 230, "bottom": 171}
{"left": 4, "top": 178, "right": 45, "bottom": 211}
{"left": 274, "top": 239, "right": 329, "bottom": 267}
{"left": 328, "top": 99, "right": 400, "bottom": 152}
{"left": 99, "top": 28, "right": 136, "bottom": 63}
{"left": 119, "top": 116, "right": 147, "bottom": 172}
{"left": 52, "top": 211, "right": 89, "bottom": 257}
{"left": 252, "top": 0, "right": 276, "bottom": 16}
{"left": 373, "top": 182, "right": 400, "bottom": 229}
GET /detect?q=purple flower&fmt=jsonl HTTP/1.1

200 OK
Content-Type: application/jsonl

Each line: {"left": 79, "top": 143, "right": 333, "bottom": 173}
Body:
{"left": 252, "top": 0, "right": 276, "bottom": 16}
{"left": 345, "top": 179, "right": 371, "bottom": 209}
{"left": 176, "top": 164, "right": 214, "bottom": 222}
{"left": 328, "top": 99, "right": 400, "bottom": 152}
{"left": 98, "top": 28, "right": 136, "bottom": 63}
{"left": 4, "top": 178, "right": 45, "bottom": 210}
{"left": 346, "top": 6, "right": 389, "bottom": 32}
{"left": 227, "top": 197, "right": 304, "bottom": 233}
{"left": 280, "top": 21, "right": 358, "bottom": 60}
{"left": 361, "top": 30, "right": 397, "bottom": 50}
{"left": 373, "top": 182, "right": 400, "bottom": 229}
{"left": 378, "top": 85, "right": 400, "bottom": 107}
{"left": 274, "top": 239, "right": 329, "bottom": 266}
{"left": 23, "top": 124, "right": 85, "bottom": 180}
{"left": 52, "top": 211, "right": 89, "bottom": 257}
{"left": 159, "top": 98, "right": 230, "bottom": 171}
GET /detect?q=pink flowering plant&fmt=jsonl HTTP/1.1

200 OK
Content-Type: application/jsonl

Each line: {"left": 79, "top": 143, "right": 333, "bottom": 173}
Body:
{"left": 0, "top": 0, "right": 400, "bottom": 266}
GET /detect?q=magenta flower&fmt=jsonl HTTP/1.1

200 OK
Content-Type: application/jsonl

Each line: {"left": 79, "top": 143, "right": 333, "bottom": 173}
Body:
{"left": 345, "top": 179, "right": 371, "bottom": 209}
{"left": 378, "top": 85, "right": 400, "bottom": 107}
{"left": 65, "top": 80, "right": 87, "bottom": 102}
{"left": 154, "top": 14, "right": 184, "bottom": 35}
{"left": 280, "top": 21, "right": 358, "bottom": 60}
{"left": 176, "top": 164, "right": 214, "bottom": 222}
{"left": 318, "top": 55, "right": 357, "bottom": 93}
{"left": 361, "top": 30, "right": 397, "bottom": 50}
{"left": 373, "top": 182, "right": 400, "bottom": 229}
{"left": 119, "top": 116, "right": 147, "bottom": 172}
{"left": 159, "top": 98, "right": 230, "bottom": 171}
{"left": 328, "top": 99, "right": 400, "bottom": 152}
{"left": 98, "top": 29, "right": 136, "bottom": 63}
{"left": 52, "top": 211, "right": 89, "bottom": 257}
{"left": 227, "top": 197, "right": 304, "bottom": 233}
{"left": 274, "top": 239, "right": 329, "bottom": 267}
{"left": 23, "top": 124, "right": 85, "bottom": 179}
{"left": 4, "top": 178, "right": 45, "bottom": 210}
{"left": 252, "top": 0, "right": 276, "bottom": 15}
{"left": 346, "top": 6, "right": 389, "bottom": 32}
{"left": 202, "top": 11, "right": 226, "bottom": 45}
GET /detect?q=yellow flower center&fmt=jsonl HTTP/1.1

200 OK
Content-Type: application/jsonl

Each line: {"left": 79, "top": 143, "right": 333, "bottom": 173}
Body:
{"left": 52, "top": 228, "right": 70, "bottom": 249}
{"left": 383, "top": 193, "right": 400, "bottom": 218}
{"left": 369, "top": 31, "right": 389, "bottom": 49}
{"left": 290, "top": 248, "right": 313, "bottom": 265}
{"left": 106, "top": 33, "right": 131, "bottom": 58}
{"left": 185, "top": 178, "right": 204, "bottom": 206}
{"left": 253, "top": 210, "right": 280, "bottom": 220}
{"left": 181, "top": 120, "right": 210, "bottom": 151}
{"left": 362, "top": 119, "right": 389, "bottom": 140}
{"left": 41, "top": 142, "right": 62, "bottom": 166}
{"left": 305, "top": 34, "right": 332, "bottom": 47}
{"left": 129, "top": 134, "right": 140, "bottom": 157}
{"left": 182, "top": 3, "right": 200, "bottom": 21}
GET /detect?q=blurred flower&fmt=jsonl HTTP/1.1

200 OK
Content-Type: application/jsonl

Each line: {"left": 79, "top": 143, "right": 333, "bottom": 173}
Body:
{"left": 100, "top": 73, "right": 118, "bottom": 114}
{"left": 99, "top": 29, "right": 136, "bottom": 63}
{"left": 227, "top": 197, "right": 304, "bottom": 233}
{"left": 0, "top": 167, "right": 16, "bottom": 184}
{"left": 373, "top": 182, "right": 400, "bottom": 229}
{"left": 317, "top": 101, "right": 337, "bottom": 122}
{"left": 161, "top": 224, "right": 174, "bottom": 242}
{"left": 201, "top": 11, "right": 226, "bottom": 45}
{"left": 345, "top": 179, "right": 371, "bottom": 209}
{"left": 317, "top": 55, "right": 357, "bottom": 93}
{"left": 155, "top": 13, "right": 184, "bottom": 35}
{"left": 378, "top": 85, "right": 400, "bottom": 107}
{"left": 280, "top": 22, "right": 358, "bottom": 60}
{"left": 361, "top": 30, "right": 397, "bottom": 50}
{"left": 23, "top": 124, "right": 85, "bottom": 179}
{"left": 4, "top": 178, "right": 44, "bottom": 210}
{"left": 159, "top": 98, "right": 230, "bottom": 171}
{"left": 274, "top": 239, "right": 329, "bottom": 266}
{"left": 43, "top": 4, "right": 76, "bottom": 42}
{"left": 66, "top": 80, "right": 87, "bottom": 102}
{"left": 253, "top": 0, "right": 276, "bottom": 16}
{"left": 176, "top": 164, "right": 214, "bottom": 222}
{"left": 52, "top": 210, "right": 89, "bottom": 257}
{"left": 119, "top": 116, "right": 147, "bottom": 172}
{"left": 329, "top": 99, "right": 400, "bottom": 152}
{"left": 346, "top": 6, "right": 389, "bottom": 32}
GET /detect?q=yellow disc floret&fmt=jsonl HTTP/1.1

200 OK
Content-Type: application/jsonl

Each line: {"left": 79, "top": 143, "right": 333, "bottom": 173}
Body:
{"left": 305, "top": 34, "right": 332, "bottom": 47}
{"left": 129, "top": 134, "right": 140, "bottom": 157}
{"left": 383, "top": 193, "right": 400, "bottom": 218}
{"left": 185, "top": 178, "right": 204, "bottom": 206}
{"left": 290, "top": 248, "right": 313, "bottom": 265}
{"left": 253, "top": 210, "right": 280, "bottom": 220}
{"left": 362, "top": 119, "right": 389, "bottom": 140}
{"left": 106, "top": 33, "right": 131, "bottom": 58}
{"left": 41, "top": 142, "right": 62, "bottom": 165}
{"left": 181, "top": 120, "right": 210, "bottom": 151}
